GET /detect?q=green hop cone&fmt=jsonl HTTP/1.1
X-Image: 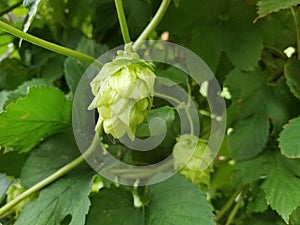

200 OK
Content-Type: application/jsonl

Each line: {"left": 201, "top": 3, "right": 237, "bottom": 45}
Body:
{"left": 88, "top": 44, "right": 156, "bottom": 139}
{"left": 173, "top": 134, "right": 213, "bottom": 189}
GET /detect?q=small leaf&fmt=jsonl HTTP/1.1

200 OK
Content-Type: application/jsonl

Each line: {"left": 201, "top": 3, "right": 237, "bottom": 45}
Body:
{"left": 64, "top": 38, "right": 108, "bottom": 93}
{"left": 0, "top": 58, "right": 31, "bottom": 90}
{"left": 15, "top": 170, "right": 94, "bottom": 225}
{"left": 0, "top": 86, "right": 71, "bottom": 153}
{"left": 284, "top": 58, "right": 300, "bottom": 100}
{"left": 0, "top": 91, "right": 9, "bottom": 112}
{"left": 0, "top": 173, "right": 11, "bottom": 203}
{"left": 156, "top": 66, "right": 188, "bottom": 86}
{"left": 278, "top": 116, "right": 300, "bottom": 158}
{"left": 136, "top": 106, "right": 175, "bottom": 137}
{"left": 256, "top": 0, "right": 300, "bottom": 21}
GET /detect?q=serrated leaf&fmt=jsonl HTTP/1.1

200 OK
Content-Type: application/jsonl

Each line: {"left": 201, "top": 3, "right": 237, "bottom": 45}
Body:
{"left": 86, "top": 175, "right": 215, "bottom": 225}
{"left": 160, "top": 0, "right": 262, "bottom": 71}
{"left": 284, "top": 58, "right": 300, "bottom": 100}
{"left": 261, "top": 153, "right": 300, "bottom": 223}
{"left": 256, "top": 0, "right": 300, "bottom": 20}
{"left": 20, "top": 129, "right": 80, "bottom": 188}
{"left": 229, "top": 116, "right": 269, "bottom": 160}
{"left": 233, "top": 153, "right": 269, "bottom": 186}
{"left": 235, "top": 152, "right": 300, "bottom": 222}
{"left": 0, "top": 86, "right": 71, "bottom": 153}
{"left": 145, "top": 175, "right": 215, "bottom": 225}
{"left": 225, "top": 68, "right": 299, "bottom": 160}
{"left": 23, "top": 0, "right": 43, "bottom": 34}
{"left": 15, "top": 170, "right": 94, "bottom": 225}
{"left": 278, "top": 116, "right": 300, "bottom": 158}
{"left": 64, "top": 38, "right": 108, "bottom": 93}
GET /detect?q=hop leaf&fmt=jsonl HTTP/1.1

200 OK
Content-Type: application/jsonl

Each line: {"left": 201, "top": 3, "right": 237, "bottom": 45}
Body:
{"left": 88, "top": 44, "right": 156, "bottom": 139}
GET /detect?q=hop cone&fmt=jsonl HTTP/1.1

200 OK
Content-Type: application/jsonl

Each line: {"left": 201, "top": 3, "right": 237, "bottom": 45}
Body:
{"left": 88, "top": 44, "right": 155, "bottom": 139}
{"left": 173, "top": 134, "right": 213, "bottom": 188}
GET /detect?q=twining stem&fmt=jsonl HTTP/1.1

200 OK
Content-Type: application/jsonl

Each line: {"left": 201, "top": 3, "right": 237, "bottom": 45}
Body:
{"left": 216, "top": 186, "right": 244, "bottom": 222}
{"left": 225, "top": 195, "right": 243, "bottom": 225}
{"left": 0, "top": 20, "right": 96, "bottom": 64}
{"left": 133, "top": 0, "right": 171, "bottom": 51}
{"left": 0, "top": 0, "right": 23, "bottom": 17}
{"left": 291, "top": 7, "right": 300, "bottom": 60}
{"left": 0, "top": 134, "right": 101, "bottom": 217}
{"left": 114, "top": 0, "right": 131, "bottom": 44}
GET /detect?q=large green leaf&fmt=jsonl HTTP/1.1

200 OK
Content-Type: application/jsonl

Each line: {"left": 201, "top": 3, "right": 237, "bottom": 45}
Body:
{"left": 261, "top": 153, "right": 300, "bottom": 223}
{"left": 145, "top": 175, "right": 215, "bottom": 225}
{"left": 225, "top": 68, "right": 299, "bottom": 160}
{"left": 256, "top": 0, "right": 300, "bottom": 20}
{"left": 278, "top": 116, "right": 300, "bottom": 158}
{"left": 20, "top": 129, "right": 80, "bottom": 188}
{"left": 284, "top": 58, "right": 300, "bottom": 100}
{"left": 159, "top": 0, "right": 262, "bottom": 71}
{"left": 15, "top": 170, "right": 94, "bottom": 225}
{"left": 86, "top": 174, "right": 215, "bottom": 225}
{"left": 235, "top": 151, "right": 300, "bottom": 222}
{"left": 0, "top": 86, "right": 71, "bottom": 153}
{"left": 86, "top": 186, "right": 143, "bottom": 225}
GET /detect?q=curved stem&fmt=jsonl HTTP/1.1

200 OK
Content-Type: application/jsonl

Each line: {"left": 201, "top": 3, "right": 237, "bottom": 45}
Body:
{"left": 0, "top": 20, "right": 96, "bottom": 64}
{"left": 114, "top": 0, "right": 131, "bottom": 44}
{"left": 133, "top": 0, "right": 171, "bottom": 51}
{"left": 0, "top": 0, "right": 23, "bottom": 17}
{"left": 225, "top": 194, "right": 243, "bottom": 225}
{"left": 216, "top": 186, "right": 244, "bottom": 222}
{"left": 291, "top": 7, "right": 300, "bottom": 60}
{"left": 0, "top": 134, "right": 101, "bottom": 217}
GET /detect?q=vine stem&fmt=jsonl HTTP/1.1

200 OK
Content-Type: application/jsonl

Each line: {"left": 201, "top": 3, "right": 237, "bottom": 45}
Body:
{"left": 0, "top": 134, "right": 101, "bottom": 217}
{"left": 0, "top": 20, "right": 96, "bottom": 64}
{"left": 114, "top": 0, "right": 131, "bottom": 44}
{"left": 224, "top": 195, "right": 243, "bottom": 225}
{"left": 215, "top": 186, "right": 244, "bottom": 222}
{"left": 291, "top": 6, "right": 300, "bottom": 60}
{"left": 133, "top": 0, "right": 171, "bottom": 51}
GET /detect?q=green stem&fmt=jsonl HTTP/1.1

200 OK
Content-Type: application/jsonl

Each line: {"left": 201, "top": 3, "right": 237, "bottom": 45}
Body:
{"left": 0, "top": 20, "right": 96, "bottom": 64}
{"left": 216, "top": 186, "right": 243, "bottom": 222}
{"left": 133, "top": 0, "right": 171, "bottom": 51}
{"left": 225, "top": 194, "right": 243, "bottom": 225}
{"left": 114, "top": 0, "right": 131, "bottom": 44}
{"left": 0, "top": 0, "right": 23, "bottom": 17}
{"left": 0, "top": 134, "right": 101, "bottom": 217}
{"left": 291, "top": 7, "right": 300, "bottom": 60}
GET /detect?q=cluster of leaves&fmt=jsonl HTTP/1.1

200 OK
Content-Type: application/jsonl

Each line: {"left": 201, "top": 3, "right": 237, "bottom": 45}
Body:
{"left": 0, "top": 0, "right": 300, "bottom": 225}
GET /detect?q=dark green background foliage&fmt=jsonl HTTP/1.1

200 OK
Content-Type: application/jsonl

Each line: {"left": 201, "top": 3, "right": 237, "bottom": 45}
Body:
{"left": 0, "top": 0, "right": 300, "bottom": 224}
